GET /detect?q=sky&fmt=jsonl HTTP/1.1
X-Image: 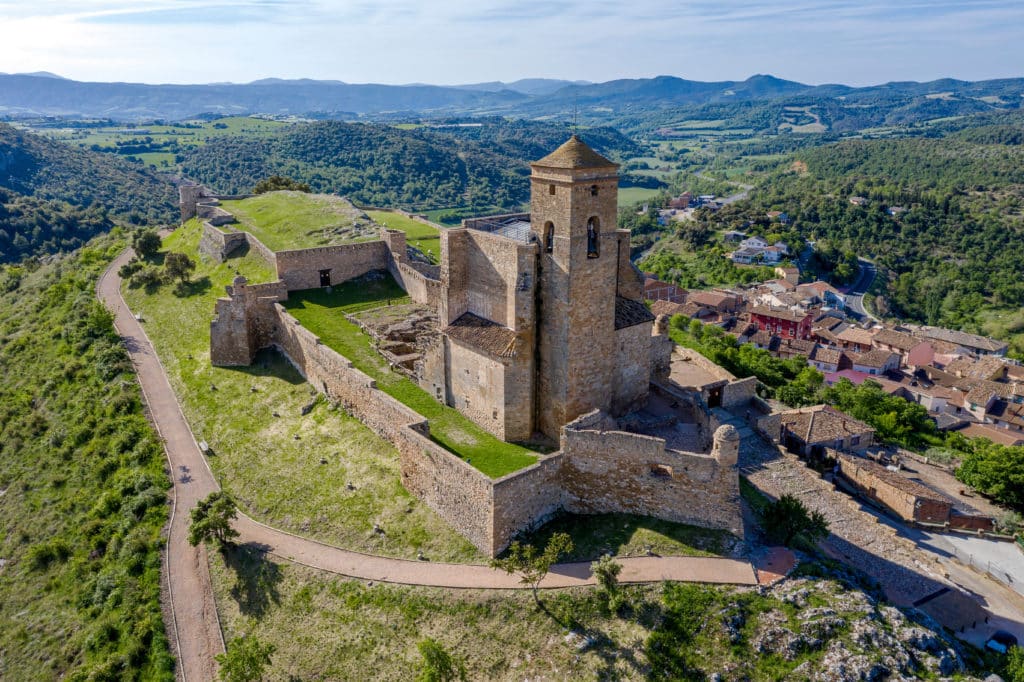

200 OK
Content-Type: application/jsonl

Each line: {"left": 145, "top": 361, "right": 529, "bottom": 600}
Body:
{"left": 1, "top": 0, "right": 1022, "bottom": 87}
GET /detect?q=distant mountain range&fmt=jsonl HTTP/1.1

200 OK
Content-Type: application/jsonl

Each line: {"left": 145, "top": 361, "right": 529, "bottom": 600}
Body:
{"left": 0, "top": 72, "right": 1021, "bottom": 122}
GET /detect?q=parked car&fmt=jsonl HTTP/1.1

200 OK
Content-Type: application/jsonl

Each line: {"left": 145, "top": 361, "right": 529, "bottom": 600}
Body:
{"left": 986, "top": 630, "right": 1019, "bottom": 654}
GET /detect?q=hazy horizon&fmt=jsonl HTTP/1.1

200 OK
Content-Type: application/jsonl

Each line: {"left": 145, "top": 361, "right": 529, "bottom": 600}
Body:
{"left": 1, "top": 1, "right": 1022, "bottom": 88}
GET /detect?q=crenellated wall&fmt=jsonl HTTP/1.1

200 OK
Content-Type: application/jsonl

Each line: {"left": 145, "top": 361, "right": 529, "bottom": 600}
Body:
{"left": 274, "top": 241, "right": 388, "bottom": 290}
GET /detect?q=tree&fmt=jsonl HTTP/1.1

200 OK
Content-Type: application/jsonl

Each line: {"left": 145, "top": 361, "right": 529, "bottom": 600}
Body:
{"left": 763, "top": 494, "right": 830, "bottom": 547}
{"left": 188, "top": 491, "right": 240, "bottom": 548}
{"left": 253, "top": 175, "right": 311, "bottom": 194}
{"left": 215, "top": 635, "right": 275, "bottom": 682}
{"left": 591, "top": 554, "right": 624, "bottom": 613}
{"left": 416, "top": 638, "right": 465, "bottom": 682}
{"left": 1006, "top": 645, "right": 1024, "bottom": 682}
{"left": 956, "top": 441, "right": 1024, "bottom": 509}
{"left": 490, "top": 532, "right": 573, "bottom": 606}
{"left": 163, "top": 252, "right": 196, "bottom": 283}
{"left": 132, "top": 229, "right": 162, "bottom": 259}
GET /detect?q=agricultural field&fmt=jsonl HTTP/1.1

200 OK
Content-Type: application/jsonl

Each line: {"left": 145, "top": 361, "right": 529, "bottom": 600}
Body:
{"left": 618, "top": 186, "right": 663, "bottom": 206}
{"left": 19, "top": 116, "right": 289, "bottom": 170}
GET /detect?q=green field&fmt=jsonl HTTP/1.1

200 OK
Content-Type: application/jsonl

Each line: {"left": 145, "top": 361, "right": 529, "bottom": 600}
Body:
{"left": 122, "top": 220, "right": 483, "bottom": 562}
{"left": 220, "top": 192, "right": 379, "bottom": 251}
{"left": 364, "top": 209, "right": 441, "bottom": 261}
{"left": 618, "top": 187, "right": 663, "bottom": 206}
{"left": 282, "top": 286, "right": 540, "bottom": 478}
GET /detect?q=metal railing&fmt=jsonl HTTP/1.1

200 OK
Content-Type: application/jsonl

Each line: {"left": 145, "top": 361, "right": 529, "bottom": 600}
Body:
{"left": 952, "top": 545, "right": 1022, "bottom": 595}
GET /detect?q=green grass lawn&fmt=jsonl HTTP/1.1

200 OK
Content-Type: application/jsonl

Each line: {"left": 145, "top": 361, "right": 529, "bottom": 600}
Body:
{"left": 364, "top": 209, "right": 441, "bottom": 262}
{"left": 220, "top": 192, "right": 379, "bottom": 251}
{"left": 521, "top": 513, "right": 738, "bottom": 562}
{"left": 282, "top": 286, "right": 539, "bottom": 478}
{"left": 618, "top": 187, "right": 663, "bottom": 207}
{"left": 122, "top": 220, "right": 482, "bottom": 562}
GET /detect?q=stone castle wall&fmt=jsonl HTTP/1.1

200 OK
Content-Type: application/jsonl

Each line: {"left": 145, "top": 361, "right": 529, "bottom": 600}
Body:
{"left": 200, "top": 221, "right": 248, "bottom": 263}
{"left": 274, "top": 242, "right": 388, "bottom": 290}
{"left": 382, "top": 229, "right": 442, "bottom": 307}
{"left": 270, "top": 303, "right": 497, "bottom": 551}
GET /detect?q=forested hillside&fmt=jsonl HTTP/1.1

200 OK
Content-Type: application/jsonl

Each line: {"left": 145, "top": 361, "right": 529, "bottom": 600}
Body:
{"left": 179, "top": 119, "right": 642, "bottom": 210}
{"left": 699, "top": 133, "right": 1024, "bottom": 345}
{"left": 0, "top": 237, "right": 173, "bottom": 680}
{"left": 0, "top": 124, "right": 176, "bottom": 262}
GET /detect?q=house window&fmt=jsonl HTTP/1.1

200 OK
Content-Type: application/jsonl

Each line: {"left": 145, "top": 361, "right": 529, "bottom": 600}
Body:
{"left": 590, "top": 184, "right": 599, "bottom": 197}
{"left": 549, "top": 184, "right": 556, "bottom": 195}
{"left": 587, "top": 217, "right": 600, "bottom": 258}
{"left": 544, "top": 221, "right": 554, "bottom": 253}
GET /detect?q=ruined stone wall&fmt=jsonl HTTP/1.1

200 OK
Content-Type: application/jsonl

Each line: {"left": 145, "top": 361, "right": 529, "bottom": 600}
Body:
{"left": 837, "top": 454, "right": 951, "bottom": 524}
{"left": 179, "top": 185, "right": 205, "bottom": 222}
{"left": 652, "top": 380, "right": 715, "bottom": 450}
{"left": 722, "top": 376, "right": 758, "bottom": 408}
{"left": 394, "top": 261, "right": 442, "bottom": 307}
{"left": 557, "top": 415, "right": 742, "bottom": 535}
{"left": 210, "top": 279, "right": 287, "bottom": 366}
{"left": 612, "top": 323, "right": 653, "bottom": 415}
{"left": 199, "top": 222, "right": 248, "bottom": 263}
{"left": 269, "top": 304, "right": 496, "bottom": 552}
{"left": 240, "top": 232, "right": 279, "bottom": 271}
{"left": 274, "top": 242, "right": 388, "bottom": 290}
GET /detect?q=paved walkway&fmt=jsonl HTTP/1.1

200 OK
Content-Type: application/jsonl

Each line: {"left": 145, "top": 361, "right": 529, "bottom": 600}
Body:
{"left": 98, "top": 247, "right": 783, "bottom": 676}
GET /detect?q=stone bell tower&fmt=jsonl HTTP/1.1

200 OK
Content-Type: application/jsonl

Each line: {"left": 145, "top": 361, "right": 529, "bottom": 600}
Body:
{"left": 529, "top": 136, "right": 621, "bottom": 439}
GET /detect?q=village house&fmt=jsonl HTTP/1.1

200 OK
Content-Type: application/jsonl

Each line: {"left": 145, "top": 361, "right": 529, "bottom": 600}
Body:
{"left": 834, "top": 325, "right": 876, "bottom": 353}
{"left": 643, "top": 275, "right": 687, "bottom": 303}
{"left": 774, "top": 265, "right": 800, "bottom": 284}
{"left": 775, "top": 405, "right": 875, "bottom": 456}
{"left": 807, "top": 345, "right": 846, "bottom": 373}
{"left": 914, "top": 326, "right": 1009, "bottom": 357}
{"left": 688, "top": 290, "right": 740, "bottom": 314}
{"left": 749, "top": 305, "right": 813, "bottom": 340}
{"left": 852, "top": 349, "right": 900, "bottom": 376}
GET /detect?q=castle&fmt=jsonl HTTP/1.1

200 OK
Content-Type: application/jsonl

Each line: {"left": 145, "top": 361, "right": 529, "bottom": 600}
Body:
{"left": 187, "top": 136, "right": 754, "bottom": 556}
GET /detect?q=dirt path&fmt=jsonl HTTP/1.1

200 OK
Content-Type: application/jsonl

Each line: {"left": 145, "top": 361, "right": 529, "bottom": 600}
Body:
{"left": 98, "top": 248, "right": 224, "bottom": 682}
{"left": 98, "top": 246, "right": 779, "bottom": 675}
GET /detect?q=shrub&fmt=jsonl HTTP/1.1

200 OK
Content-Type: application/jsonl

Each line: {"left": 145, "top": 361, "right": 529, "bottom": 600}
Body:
{"left": 416, "top": 638, "right": 465, "bottom": 682}
{"left": 763, "top": 494, "right": 830, "bottom": 547}
{"left": 26, "top": 539, "right": 72, "bottom": 570}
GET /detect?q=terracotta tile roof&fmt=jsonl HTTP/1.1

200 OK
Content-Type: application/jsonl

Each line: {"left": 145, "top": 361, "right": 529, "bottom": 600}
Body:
{"left": 837, "top": 453, "right": 948, "bottom": 504}
{"left": 986, "top": 399, "right": 1024, "bottom": 428}
{"left": 688, "top": 290, "right": 736, "bottom": 309}
{"left": 957, "top": 422, "right": 1024, "bottom": 446}
{"left": 836, "top": 326, "right": 877, "bottom": 346}
{"left": 872, "top": 328, "right": 922, "bottom": 352}
{"left": 914, "top": 327, "right": 1008, "bottom": 354}
{"left": 809, "top": 345, "right": 843, "bottom": 366}
{"left": 854, "top": 349, "right": 899, "bottom": 369}
{"left": 945, "top": 356, "right": 1007, "bottom": 381}
{"left": 780, "top": 338, "right": 816, "bottom": 356}
{"left": 650, "top": 299, "right": 687, "bottom": 317}
{"left": 444, "top": 313, "right": 519, "bottom": 358}
{"left": 750, "top": 305, "right": 809, "bottom": 323}
{"left": 965, "top": 384, "right": 997, "bottom": 407}
{"left": 780, "top": 405, "right": 874, "bottom": 444}
{"left": 531, "top": 135, "right": 617, "bottom": 170}
{"left": 615, "top": 296, "right": 655, "bottom": 330}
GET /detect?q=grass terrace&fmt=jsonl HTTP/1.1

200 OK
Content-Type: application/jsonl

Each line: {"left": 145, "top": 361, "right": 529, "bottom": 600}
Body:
{"left": 365, "top": 209, "right": 441, "bottom": 263}
{"left": 219, "top": 191, "right": 379, "bottom": 251}
{"left": 122, "top": 219, "right": 482, "bottom": 562}
{"left": 282, "top": 284, "right": 539, "bottom": 478}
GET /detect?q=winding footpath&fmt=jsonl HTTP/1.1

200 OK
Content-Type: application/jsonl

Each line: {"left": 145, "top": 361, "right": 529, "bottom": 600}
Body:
{"left": 98, "top": 246, "right": 775, "bottom": 679}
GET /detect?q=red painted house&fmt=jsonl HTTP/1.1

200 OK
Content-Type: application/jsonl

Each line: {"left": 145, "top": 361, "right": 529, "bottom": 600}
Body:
{"left": 750, "top": 305, "right": 813, "bottom": 340}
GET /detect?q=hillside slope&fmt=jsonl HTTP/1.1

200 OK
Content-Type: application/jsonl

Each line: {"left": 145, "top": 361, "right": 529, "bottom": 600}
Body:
{"left": 0, "top": 124, "right": 176, "bottom": 262}
{"left": 0, "top": 238, "right": 173, "bottom": 679}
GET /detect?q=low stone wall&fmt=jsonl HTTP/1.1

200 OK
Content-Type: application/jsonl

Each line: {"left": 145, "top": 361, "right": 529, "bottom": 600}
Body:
{"left": 269, "top": 304, "right": 497, "bottom": 552}
{"left": 491, "top": 455, "right": 565, "bottom": 552}
{"left": 275, "top": 242, "right": 388, "bottom": 290}
{"left": 243, "top": 232, "right": 279, "bottom": 272}
{"left": 199, "top": 222, "right": 248, "bottom": 263}
{"left": 722, "top": 376, "right": 758, "bottom": 408}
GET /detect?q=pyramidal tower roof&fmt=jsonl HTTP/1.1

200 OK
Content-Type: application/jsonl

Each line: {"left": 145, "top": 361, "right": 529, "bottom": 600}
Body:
{"left": 531, "top": 135, "right": 618, "bottom": 170}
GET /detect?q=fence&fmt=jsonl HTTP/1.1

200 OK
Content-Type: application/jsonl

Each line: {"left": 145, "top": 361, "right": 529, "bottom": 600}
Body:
{"left": 951, "top": 545, "right": 1022, "bottom": 596}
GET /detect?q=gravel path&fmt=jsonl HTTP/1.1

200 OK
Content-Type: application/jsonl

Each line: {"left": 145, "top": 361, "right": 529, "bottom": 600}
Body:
{"left": 98, "top": 246, "right": 777, "bottom": 676}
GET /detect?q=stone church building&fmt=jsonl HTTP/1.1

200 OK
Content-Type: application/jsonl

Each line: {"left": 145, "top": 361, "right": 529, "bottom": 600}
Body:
{"left": 424, "top": 135, "right": 661, "bottom": 443}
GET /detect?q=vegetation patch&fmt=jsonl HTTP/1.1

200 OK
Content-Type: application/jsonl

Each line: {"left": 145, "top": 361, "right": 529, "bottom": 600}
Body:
{"left": 122, "top": 220, "right": 482, "bottom": 562}
{"left": 0, "top": 235, "right": 173, "bottom": 680}
{"left": 364, "top": 209, "right": 441, "bottom": 262}
{"left": 219, "top": 191, "right": 379, "bottom": 251}
{"left": 282, "top": 284, "right": 540, "bottom": 478}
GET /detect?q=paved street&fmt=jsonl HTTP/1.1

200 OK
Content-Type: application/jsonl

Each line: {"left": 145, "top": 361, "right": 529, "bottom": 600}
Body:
{"left": 844, "top": 258, "right": 878, "bottom": 321}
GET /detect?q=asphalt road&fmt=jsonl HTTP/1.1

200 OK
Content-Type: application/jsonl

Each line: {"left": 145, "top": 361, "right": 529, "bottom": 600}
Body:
{"left": 845, "top": 258, "right": 878, "bottom": 321}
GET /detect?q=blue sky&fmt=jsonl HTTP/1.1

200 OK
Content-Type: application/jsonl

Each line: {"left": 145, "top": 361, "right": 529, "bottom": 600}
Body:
{"left": 1, "top": 1, "right": 1021, "bottom": 86}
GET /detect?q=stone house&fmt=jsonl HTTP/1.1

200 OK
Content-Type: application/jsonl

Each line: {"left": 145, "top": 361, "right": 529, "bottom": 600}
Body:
{"left": 871, "top": 328, "right": 927, "bottom": 366}
{"left": 807, "top": 345, "right": 845, "bottom": 373}
{"left": 688, "top": 290, "right": 740, "bottom": 314}
{"left": 775, "top": 405, "right": 875, "bottom": 456}
{"left": 852, "top": 349, "right": 900, "bottom": 376}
